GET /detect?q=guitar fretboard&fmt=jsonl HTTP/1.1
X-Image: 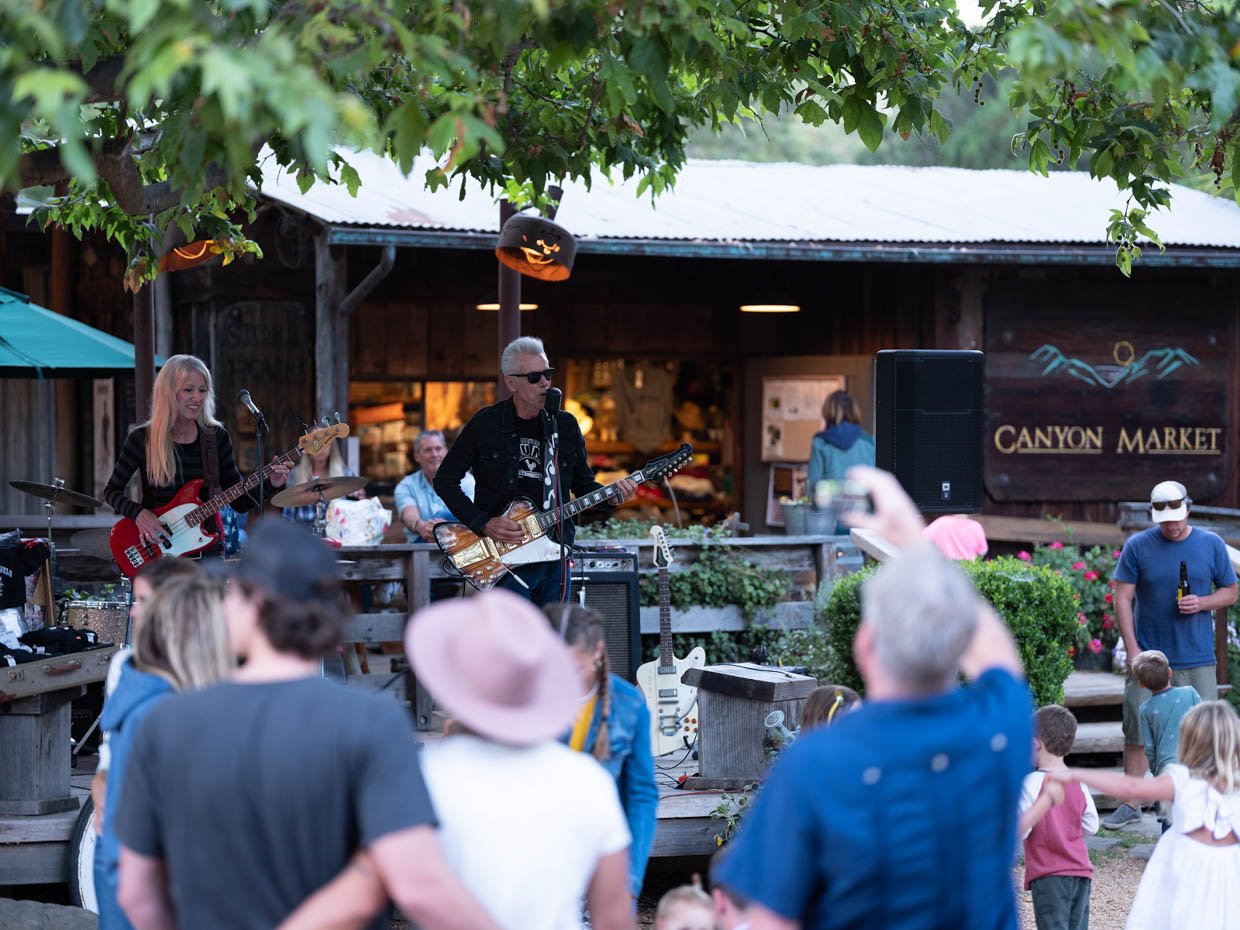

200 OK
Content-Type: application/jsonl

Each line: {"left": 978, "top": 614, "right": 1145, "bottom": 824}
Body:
{"left": 658, "top": 564, "right": 673, "bottom": 669}
{"left": 184, "top": 448, "right": 302, "bottom": 526}
{"left": 533, "top": 468, "right": 646, "bottom": 532}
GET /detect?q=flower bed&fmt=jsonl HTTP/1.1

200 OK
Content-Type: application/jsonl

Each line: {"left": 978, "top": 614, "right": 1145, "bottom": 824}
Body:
{"left": 1018, "top": 540, "right": 1120, "bottom": 664}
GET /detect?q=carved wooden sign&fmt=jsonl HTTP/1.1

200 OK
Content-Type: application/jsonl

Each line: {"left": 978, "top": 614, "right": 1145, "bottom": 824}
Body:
{"left": 985, "top": 291, "right": 1229, "bottom": 502}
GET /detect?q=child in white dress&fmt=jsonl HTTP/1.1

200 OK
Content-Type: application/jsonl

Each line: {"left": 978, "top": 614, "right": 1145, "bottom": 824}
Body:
{"left": 1048, "top": 700, "right": 1240, "bottom": 930}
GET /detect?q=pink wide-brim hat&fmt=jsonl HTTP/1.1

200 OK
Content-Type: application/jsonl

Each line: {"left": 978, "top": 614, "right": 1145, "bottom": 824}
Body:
{"left": 405, "top": 589, "right": 583, "bottom": 746}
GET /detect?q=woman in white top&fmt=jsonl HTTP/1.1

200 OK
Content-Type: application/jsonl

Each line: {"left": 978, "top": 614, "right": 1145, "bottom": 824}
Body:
{"left": 1049, "top": 700, "right": 1240, "bottom": 930}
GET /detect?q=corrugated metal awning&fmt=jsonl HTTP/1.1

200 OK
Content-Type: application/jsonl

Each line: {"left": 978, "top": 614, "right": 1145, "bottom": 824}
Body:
{"left": 257, "top": 149, "right": 1240, "bottom": 267}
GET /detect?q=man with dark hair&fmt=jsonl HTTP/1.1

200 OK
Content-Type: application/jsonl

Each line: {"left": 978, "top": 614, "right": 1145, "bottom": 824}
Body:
{"left": 1106, "top": 479, "right": 1237, "bottom": 827}
{"left": 114, "top": 519, "right": 500, "bottom": 930}
{"left": 435, "top": 336, "right": 634, "bottom": 604}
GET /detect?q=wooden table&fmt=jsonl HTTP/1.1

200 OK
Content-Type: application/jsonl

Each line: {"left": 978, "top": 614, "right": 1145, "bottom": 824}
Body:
{"left": 334, "top": 543, "right": 456, "bottom": 730}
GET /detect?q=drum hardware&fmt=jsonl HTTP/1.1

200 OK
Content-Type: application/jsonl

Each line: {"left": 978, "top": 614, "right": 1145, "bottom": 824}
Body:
{"left": 11, "top": 478, "right": 106, "bottom": 598}
{"left": 271, "top": 475, "right": 367, "bottom": 539}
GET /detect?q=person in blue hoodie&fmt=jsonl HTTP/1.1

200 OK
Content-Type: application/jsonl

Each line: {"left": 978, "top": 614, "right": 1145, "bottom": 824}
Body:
{"left": 807, "top": 390, "right": 875, "bottom": 531}
{"left": 94, "top": 570, "right": 231, "bottom": 930}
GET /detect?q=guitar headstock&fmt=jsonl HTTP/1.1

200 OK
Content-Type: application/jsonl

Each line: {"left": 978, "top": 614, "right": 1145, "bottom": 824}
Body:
{"left": 650, "top": 524, "right": 675, "bottom": 569}
{"left": 641, "top": 443, "right": 694, "bottom": 483}
{"left": 299, "top": 422, "right": 350, "bottom": 458}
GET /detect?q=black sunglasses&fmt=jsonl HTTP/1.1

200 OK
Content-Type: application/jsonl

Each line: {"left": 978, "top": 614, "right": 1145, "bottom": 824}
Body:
{"left": 1151, "top": 498, "right": 1185, "bottom": 512}
{"left": 512, "top": 368, "right": 554, "bottom": 384}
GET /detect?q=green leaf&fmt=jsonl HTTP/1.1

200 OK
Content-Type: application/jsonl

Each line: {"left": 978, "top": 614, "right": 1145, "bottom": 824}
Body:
{"left": 1116, "top": 248, "right": 1132, "bottom": 277}
{"left": 856, "top": 106, "right": 886, "bottom": 153}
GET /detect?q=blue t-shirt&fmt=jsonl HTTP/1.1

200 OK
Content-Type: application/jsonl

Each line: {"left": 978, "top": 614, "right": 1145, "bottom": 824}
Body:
{"left": 716, "top": 668, "right": 1032, "bottom": 930}
{"left": 1139, "top": 685, "right": 1202, "bottom": 775}
{"left": 1113, "top": 526, "right": 1236, "bottom": 669}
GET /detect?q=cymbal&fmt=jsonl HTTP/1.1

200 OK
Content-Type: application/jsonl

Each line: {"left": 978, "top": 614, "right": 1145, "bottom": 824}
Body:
{"left": 271, "top": 475, "right": 367, "bottom": 509}
{"left": 70, "top": 528, "right": 115, "bottom": 560}
{"left": 10, "top": 480, "right": 104, "bottom": 510}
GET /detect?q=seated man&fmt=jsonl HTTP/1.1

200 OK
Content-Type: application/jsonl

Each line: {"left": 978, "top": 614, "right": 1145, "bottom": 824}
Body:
{"left": 395, "top": 430, "right": 474, "bottom": 543}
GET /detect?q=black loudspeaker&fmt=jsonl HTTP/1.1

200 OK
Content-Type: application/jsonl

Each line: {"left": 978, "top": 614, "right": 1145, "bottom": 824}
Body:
{"left": 874, "top": 349, "right": 985, "bottom": 514}
{"left": 569, "top": 551, "right": 641, "bottom": 681}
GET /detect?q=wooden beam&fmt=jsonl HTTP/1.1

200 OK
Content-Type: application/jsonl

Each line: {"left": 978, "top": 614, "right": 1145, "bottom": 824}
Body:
{"left": 314, "top": 231, "right": 346, "bottom": 418}
{"left": 971, "top": 515, "right": 1126, "bottom": 548}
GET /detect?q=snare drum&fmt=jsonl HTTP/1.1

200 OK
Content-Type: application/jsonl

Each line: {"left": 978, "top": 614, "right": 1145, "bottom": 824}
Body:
{"left": 61, "top": 600, "right": 129, "bottom": 646}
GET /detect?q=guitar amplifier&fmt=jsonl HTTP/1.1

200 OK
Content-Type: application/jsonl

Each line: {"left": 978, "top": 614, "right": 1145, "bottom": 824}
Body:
{"left": 569, "top": 548, "right": 641, "bottom": 682}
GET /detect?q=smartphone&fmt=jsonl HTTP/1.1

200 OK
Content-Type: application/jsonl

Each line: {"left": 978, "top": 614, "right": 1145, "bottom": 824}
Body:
{"left": 813, "top": 479, "right": 873, "bottom": 515}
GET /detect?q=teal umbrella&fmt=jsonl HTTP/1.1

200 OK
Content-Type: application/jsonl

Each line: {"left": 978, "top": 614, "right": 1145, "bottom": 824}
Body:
{"left": 0, "top": 287, "right": 163, "bottom": 377}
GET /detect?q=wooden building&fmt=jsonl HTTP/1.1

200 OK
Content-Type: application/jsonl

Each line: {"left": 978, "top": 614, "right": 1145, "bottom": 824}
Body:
{"left": 4, "top": 160, "right": 1240, "bottom": 532}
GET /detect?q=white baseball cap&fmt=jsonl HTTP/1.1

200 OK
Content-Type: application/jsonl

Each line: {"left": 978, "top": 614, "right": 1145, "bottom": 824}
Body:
{"left": 1150, "top": 480, "right": 1189, "bottom": 523}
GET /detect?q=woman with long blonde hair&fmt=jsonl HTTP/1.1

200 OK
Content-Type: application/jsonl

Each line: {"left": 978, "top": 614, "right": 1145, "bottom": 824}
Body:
{"left": 102, "top": 354, "right": 289, "bottom": 553}
{"left": 94, "top": 568, "right": 232, "bottom": 930}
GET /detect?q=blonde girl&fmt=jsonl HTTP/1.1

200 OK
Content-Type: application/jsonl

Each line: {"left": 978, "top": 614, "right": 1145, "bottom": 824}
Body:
{"left": 1049, "top": 701, "right": 1240, "bottom": 930}
{"left": 95, "top": 571, "right": 231, "bottom": 930}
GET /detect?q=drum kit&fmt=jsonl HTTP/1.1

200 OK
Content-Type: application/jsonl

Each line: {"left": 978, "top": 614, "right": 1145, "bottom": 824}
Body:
{"left": 7, "top": 477, "right": 129, "bottom": 645}
{"left": 270, "top": 474, "right": 367, "bottom": 538}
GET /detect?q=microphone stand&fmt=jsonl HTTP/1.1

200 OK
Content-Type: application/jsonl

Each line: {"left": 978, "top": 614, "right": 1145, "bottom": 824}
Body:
{"left": 254, "top": 412, "right": 269, "bottom": 511}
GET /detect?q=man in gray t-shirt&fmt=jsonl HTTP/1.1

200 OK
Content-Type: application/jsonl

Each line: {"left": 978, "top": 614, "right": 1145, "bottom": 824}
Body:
{"left": 114, "top": 521, "right": 500, "bottom": 930}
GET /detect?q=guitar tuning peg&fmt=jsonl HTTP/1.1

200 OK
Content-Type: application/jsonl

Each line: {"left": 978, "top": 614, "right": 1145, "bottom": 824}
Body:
{"left": 333, "top": 411, "right": 342, "bottom": 423}
{"left": 320, "top": 416, "right": 330, "bottom": 427}
{"left": 302, "top": 422, "right": 312, "bottom": 434}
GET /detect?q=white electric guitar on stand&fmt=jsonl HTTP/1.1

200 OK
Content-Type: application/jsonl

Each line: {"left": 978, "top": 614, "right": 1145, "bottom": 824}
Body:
{"left": 636, "top": 525, "right": 706, "bottom": 755}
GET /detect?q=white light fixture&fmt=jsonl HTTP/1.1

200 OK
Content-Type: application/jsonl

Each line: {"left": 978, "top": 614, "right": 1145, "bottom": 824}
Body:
{"left": 740, "top": 303, "right": 801, "bottom": 313}
{"left": 475, "top": 301, "right": 539, "bottom": 311}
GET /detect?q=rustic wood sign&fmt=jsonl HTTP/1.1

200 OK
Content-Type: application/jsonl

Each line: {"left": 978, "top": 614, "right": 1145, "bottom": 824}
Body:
{"left": 984, "top": 285, "right": 1229, "bottom": 502}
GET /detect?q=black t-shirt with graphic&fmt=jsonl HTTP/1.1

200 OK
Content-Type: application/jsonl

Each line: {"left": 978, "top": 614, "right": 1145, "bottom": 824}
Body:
{"left": 515, "top": 414, "right": 548, "bottom": 506}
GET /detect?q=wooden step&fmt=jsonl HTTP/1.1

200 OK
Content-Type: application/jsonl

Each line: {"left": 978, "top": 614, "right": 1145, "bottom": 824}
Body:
{"left": 1063, "top": 671, "right": 1124, "bottom": 708}
{"left": 1070, "top": 721, "right": 1124, "bottom": 755}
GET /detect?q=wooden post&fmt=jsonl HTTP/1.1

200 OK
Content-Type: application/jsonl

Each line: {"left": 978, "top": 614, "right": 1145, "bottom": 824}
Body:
{"left": 497, "top": 201, "right": 520, "bottom": 401}
{"left": 133, "top": 284, "right": 155, "bottom": 422}
{"left": 315, "top": 231, "right": 347, "bottom": 418}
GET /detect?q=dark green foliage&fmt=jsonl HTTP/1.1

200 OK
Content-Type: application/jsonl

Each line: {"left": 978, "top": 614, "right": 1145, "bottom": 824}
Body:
{"left": 643, "top": 627, "right": 842, "bottom": 683}
{"left": 639, "top": 547, "right": 790, "bottom": 619}
{"left": 820, "top": 556, "right": 1079, "bottom": 706}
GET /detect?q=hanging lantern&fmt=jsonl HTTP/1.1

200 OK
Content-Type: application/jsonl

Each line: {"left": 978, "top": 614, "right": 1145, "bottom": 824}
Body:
{"left": 495, "top": 214, "right": 577, "bottom": 282}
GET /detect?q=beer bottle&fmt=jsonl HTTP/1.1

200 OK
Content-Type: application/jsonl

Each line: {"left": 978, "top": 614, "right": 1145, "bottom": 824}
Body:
{"left": 1178, "top": 561, "right": 1191, "bottom": 601}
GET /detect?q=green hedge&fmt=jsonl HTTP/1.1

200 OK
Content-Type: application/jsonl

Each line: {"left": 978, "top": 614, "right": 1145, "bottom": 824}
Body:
{"left": 822, "top": 556, "right": 1079, "bottom": 706}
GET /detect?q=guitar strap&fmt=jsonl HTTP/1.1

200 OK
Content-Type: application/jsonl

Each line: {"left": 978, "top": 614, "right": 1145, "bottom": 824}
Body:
{"left": 199, "top": 428, "right": 221, "bottom": 498}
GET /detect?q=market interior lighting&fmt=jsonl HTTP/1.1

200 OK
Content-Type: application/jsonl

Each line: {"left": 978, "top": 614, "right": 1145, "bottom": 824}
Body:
{"left": 739, "top": 302, "right": 801, "bottom": 313}
{"left": 475, "top": 301, "right": 539, "bottom": 311}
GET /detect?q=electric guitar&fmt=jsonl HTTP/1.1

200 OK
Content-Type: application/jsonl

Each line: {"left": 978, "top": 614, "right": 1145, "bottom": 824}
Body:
{"left": 635, "top": 524, "right": 706, "bottom": 754}
{"left": 434, "top": 443, "right": 693, "bottom": 591}
{"left": 109, "top": 422, "right": 350, "bottom": 577}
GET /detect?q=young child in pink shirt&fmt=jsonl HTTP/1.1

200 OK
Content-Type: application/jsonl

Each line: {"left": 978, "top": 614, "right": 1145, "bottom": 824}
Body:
{"left": 1019, "top": 705, "right": 1099, "bottom": 930}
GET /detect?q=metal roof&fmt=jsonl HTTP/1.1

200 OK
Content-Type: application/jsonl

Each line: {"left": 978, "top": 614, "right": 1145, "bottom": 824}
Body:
{"left": 256, "top": 148, "right": 1240, "bottom": 263}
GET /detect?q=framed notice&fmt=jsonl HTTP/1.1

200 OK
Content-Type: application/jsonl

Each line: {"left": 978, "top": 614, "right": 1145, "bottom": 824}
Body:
{"left": 761, "top": 376, "right": 845, "bottom": 463}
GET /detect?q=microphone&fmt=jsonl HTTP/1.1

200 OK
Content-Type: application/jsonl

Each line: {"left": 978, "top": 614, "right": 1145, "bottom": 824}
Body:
{"left": 237, "top": 390, "right": 266, "bottom": 425}
{"left": 544, "top": 387, "right": 563, "bottom": 414}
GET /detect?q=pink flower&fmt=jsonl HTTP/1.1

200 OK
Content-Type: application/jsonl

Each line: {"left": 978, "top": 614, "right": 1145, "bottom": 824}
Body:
{"left": 1073, "top": 592, "right": 1080, "bottom": 600}
{"left": 1077, "top": 613, "right": 1088, "bottom": 625}
{"left": 1104, "top": 593, "right": 1113, "bottom": 604}
{"left": 1112, "top": 550, "right": 1122, "bottom": 559}
{"left": 1049, "top": 541, "right": 1065, "bottom": 549}
{"left": 1088, "top": 639, "right": 1103, "bottom": 654}
{"left": 1102, "top": 612, "right": 1112, "bottom": 622}
{"left": 1072, "top": 561, "right": 1086, "bottom": 570}
{"left": 1017, "top": 550, "right": 1032, "bottom": 562}
{"left": 1068, "top": 645, "right": 1077, "bottom": 657}
{"left": 1102, "top": 617, "right": 1114, "bottom": 630}
{"left": 1084, "top": 570, "right": 1100, "bottom": 581}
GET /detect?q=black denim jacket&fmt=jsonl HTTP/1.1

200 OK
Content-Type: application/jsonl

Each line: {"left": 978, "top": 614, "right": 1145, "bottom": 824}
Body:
{"left": 434, "top": 397, "right": 609, "bottom": 546}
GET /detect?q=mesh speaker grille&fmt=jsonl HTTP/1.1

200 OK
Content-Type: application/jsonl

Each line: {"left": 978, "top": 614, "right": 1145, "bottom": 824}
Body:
{"left": 568, "top": 575, "right": 640, "bottom": 681}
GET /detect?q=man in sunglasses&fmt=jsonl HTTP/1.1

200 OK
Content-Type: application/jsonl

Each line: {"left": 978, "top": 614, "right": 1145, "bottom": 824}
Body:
{"left": 1104, "top": 479, "right": 1236, "bottom": 827}
{"left": 436, "top": 336, "right": 635, "bottom": 604}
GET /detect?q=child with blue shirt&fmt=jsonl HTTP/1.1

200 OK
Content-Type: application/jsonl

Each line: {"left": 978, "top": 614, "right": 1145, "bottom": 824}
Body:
{"left": 1132, "top": 649, "right": 1202, "bottom": 830}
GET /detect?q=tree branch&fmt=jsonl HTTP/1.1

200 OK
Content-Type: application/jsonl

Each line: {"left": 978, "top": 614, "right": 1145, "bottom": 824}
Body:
{"left": 18, "top": 137, "right": 231, "bottom": 215}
